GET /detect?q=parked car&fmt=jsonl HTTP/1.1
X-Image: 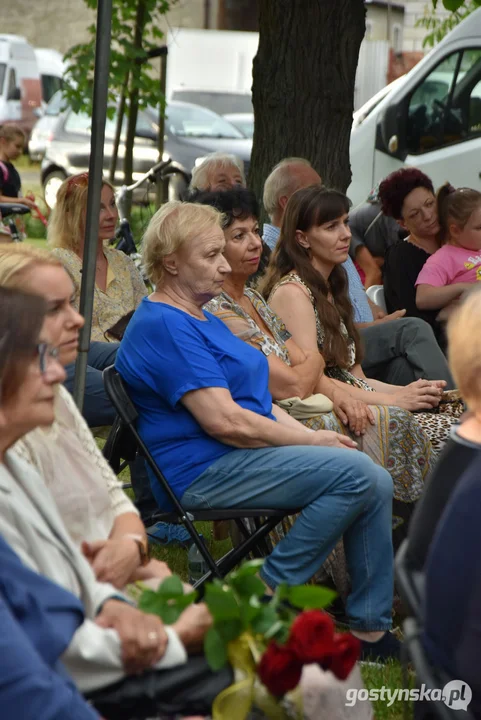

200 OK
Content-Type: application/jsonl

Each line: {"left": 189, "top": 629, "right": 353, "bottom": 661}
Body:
{"left": 224, "top": 112, "right": 254, "bottom": 138}
{"left": 38, "top": 95, "right": 252, "bottom": 207}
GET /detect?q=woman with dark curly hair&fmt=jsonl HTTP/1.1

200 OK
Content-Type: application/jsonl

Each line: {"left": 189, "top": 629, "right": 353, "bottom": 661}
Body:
{"left": 378, "top": 167, "right": 445, "bottom": 347}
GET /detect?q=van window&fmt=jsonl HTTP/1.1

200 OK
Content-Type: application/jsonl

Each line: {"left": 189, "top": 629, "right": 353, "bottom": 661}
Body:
{"left": 406, "top": 49, "right": 481, "bottom": 155}
{"left": 41, "top": 75, "right": 63, "bottom": 104}
{"left": 7, "top": 69, "right": 17, "bottom": 99}
{"left": 0, "top": 64, "right": 5, "bottom": 95}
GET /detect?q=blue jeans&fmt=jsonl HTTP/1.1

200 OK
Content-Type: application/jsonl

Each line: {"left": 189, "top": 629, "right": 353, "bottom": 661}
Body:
{"left": 182, "top": 445, "right": 394, "bottom": 631}
{"left": 64, "top": 342, "right": 119, "bottom": 427}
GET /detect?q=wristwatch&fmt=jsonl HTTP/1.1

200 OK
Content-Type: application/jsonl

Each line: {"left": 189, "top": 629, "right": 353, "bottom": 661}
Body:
{"left": 124, "top": 533, "right": 149, "bottom": 566}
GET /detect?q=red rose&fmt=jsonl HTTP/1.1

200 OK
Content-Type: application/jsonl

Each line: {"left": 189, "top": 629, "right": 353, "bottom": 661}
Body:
{"left": 258, "top": 641, "right": 303, "bottom": 697}
{"left": 328, "top": 633, "right": 361, "bottom": 681}
{"left": 287, "top": 610, "right": 335, "bottom": 665}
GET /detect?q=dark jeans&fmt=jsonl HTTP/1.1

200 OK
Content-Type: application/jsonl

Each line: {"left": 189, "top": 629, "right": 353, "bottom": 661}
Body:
{"left": 64, "top": 342, "right": 119, "bottom": 427}
{"left": 360, "top": 317, "right": 454, "bottom": 388}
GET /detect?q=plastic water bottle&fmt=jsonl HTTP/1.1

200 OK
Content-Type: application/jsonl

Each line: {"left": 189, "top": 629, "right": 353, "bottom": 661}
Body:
{"left": 188, "top": 538, "right": 209, "bottom": 585}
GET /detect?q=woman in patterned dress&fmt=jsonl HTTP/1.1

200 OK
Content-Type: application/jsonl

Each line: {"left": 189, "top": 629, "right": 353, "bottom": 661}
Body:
{"left": 195, "top": 189, "right": 434, "bottom": 600}
{"left": 261, "top": 185, "right": 462, "bottom": 459}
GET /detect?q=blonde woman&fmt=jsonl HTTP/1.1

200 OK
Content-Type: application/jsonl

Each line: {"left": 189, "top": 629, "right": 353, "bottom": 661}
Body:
{"left": 0, "top": 243, "right": 174, "bottom": 588}
{"left": 48, "top": 172, "right": 147, "bottom": 343}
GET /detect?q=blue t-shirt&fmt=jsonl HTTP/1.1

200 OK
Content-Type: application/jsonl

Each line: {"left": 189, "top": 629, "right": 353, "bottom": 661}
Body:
{"left": 116, "top": 297, "right": 275, "bottom": 507}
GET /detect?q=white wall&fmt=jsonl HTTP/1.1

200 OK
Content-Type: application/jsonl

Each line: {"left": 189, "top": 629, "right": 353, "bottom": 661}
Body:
{"left": 402, "top": 0, "right": 451, "bottom": 52}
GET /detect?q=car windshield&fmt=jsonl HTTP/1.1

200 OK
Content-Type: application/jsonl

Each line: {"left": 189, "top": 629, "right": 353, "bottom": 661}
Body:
{"left": 164, "top": 104, "right": 245, "bottom": 139}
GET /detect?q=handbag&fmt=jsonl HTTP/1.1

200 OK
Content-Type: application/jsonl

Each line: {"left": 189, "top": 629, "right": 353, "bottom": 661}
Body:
{"left": 87, "top": 655, "right": 233, "bottom": 720}
{"left": 277, "top": 393, "right": 333, "bottom": 419}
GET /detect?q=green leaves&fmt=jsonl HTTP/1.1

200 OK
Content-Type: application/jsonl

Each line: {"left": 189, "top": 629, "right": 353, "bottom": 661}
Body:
{"left": 138, "top": 560, "right": 339, "bottom": 675}
{"left": 204, "top": 627, "right": 229, "bottom": 671}
{"left": 63, "top": 0, "right": 175, "bottom": 118}
{"left": 420, "top": 1, "right": 479, "bottom": 48}
{"left": 284, "top": 585, "right": 338, "bottom": 610}
{"left": 443, "top": 0, "right": 467, "bottom": 10}
{"left": 138, "top": 575, "right": 197, "bottom": 624}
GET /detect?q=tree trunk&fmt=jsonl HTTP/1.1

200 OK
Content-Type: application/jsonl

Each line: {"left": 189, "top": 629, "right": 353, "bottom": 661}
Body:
{"left": 124, "top": 0, "right": 147, "bottom": 217}
{"left": 249, "top": 0, "right": 365, "bottom": 206}
{"left": 110, "top": 72, "right": 129, "bottom": 184}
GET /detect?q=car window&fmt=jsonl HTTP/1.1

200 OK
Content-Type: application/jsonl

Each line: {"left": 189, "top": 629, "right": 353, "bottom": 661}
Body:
{"left": 165, "top": 104, "right": 244, "bottom": 139}
{"left": 171, "top": 90, "right": 252, "bottom": 115}
{"left": 45, "top": 91, "right": 67, "bottom": 116}
{"left": 64, "top": 110, "right": 118, "bottom": 138}
{"left": 0, "top": 64, "right": 5, "bottom": 96}
{"left": 406, "top": 48, "right": 481, "bottom": 154}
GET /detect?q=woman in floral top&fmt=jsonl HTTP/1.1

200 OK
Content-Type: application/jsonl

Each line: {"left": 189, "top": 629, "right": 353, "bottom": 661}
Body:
{"left": 197, "top": 188, "right": 435, "bottom": 602}
{"left": 48, "top": 173, "right": 147, "bottom": 342}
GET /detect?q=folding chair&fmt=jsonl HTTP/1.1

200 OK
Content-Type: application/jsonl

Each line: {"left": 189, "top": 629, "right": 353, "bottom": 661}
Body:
{"left": 395, "top": 538, "right": 425, "bottom": 622}
{"left": 403, "top": 617, "right": 475, "bottom": 720}
{"left": 102, "top": 365, "right": 301, "bottom": 590}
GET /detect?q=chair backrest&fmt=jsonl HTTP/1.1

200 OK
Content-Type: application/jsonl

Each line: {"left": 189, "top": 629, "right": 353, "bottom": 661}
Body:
{"left": 395, "top": 539, "right": 425, "bottom": 622}
{"left": 366, "top": 284, "right": 387, "bottom": 313}
{"left": 103, "top": 365, "right": 139, "bottom": 425}
{"left": 102, "top": 364, "right": 187, "bottom": 516}
{"left": 404, "top": 618, "right": 475, "bottom": 720}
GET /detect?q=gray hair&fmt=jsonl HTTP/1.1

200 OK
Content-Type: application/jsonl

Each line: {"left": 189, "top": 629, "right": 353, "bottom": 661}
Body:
{"left": 263, "top": 157, "right": 313, "bottom": 219}
{"left": 190, "top": 151, "right": 245, "bottom": 191}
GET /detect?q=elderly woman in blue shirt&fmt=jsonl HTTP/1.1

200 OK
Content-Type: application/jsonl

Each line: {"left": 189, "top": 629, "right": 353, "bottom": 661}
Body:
{"left": 116, "top": 200, "right": 400, "bottom": 661}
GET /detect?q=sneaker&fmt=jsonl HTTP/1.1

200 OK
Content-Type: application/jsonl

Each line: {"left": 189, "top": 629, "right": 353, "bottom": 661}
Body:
{"left": 146, "top": 521, "right": 191, "bottom": 548}
{"left": 359, "top": 631, "right": 402, "bottom": 664}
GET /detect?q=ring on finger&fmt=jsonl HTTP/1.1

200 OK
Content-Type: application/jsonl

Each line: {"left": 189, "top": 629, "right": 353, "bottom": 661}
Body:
{"left": 147, "top": 631, "right": 159, "bottom": 644}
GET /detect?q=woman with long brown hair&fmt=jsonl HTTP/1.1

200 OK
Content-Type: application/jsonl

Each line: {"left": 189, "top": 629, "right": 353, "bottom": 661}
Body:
{"left": 262, "top": 186, "right": 462, "bottom": 532}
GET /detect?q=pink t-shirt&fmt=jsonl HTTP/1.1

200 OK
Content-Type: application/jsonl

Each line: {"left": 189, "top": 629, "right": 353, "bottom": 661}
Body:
{"left": 415, "top": 245, "right": 481, "bottom": 287}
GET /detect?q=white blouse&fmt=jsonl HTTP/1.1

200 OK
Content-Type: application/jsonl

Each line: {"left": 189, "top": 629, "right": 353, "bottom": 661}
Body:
{"left": 13, "top": 385, "right": 138, "bottom": 545}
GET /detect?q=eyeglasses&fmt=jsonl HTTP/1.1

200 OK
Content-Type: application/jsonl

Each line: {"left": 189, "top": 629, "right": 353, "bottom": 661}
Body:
{"left": 36, "top": 343, "right": 60, "bottom": 374}
{"left": 66, "top": 172, "right": 89, "bottom": 197}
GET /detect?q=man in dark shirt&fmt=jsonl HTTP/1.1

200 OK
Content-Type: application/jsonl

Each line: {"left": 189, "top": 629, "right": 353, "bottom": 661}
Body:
{"left": 349, "top": 200, "right": 403, "bottom": 287}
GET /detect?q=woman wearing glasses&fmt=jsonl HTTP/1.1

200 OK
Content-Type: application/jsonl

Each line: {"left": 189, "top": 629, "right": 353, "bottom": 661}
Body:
{"left": 0, "top": 285, "right": 231, "bottom": 716}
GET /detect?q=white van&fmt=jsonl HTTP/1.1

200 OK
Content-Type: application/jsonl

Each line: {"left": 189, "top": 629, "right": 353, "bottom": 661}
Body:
{"left": 348, "top": 7, "right": 481, "bottom": 206}
{"left": 34, "top": 48, "right": 65, "bottom": 105}
{"left": 0, "top": 34, "right": 42, "bottom": 137}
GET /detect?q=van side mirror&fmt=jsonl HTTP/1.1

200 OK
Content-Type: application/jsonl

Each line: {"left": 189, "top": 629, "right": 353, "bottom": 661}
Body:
{"left": 7, "top": 87, "right": 21, "bottom": 101}
{"left": 377, "top": 101, "right": 407, "bottom": 161}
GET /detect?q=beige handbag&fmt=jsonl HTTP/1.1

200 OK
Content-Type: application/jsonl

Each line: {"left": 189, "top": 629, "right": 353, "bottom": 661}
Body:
{"left": 277, "top": 393, "right": 333, "bottom": 419}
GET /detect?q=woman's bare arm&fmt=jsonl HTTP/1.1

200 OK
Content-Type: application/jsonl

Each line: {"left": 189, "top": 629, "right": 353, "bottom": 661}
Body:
{"left": 181, "top": 387, "right": 354, "bottom": 450}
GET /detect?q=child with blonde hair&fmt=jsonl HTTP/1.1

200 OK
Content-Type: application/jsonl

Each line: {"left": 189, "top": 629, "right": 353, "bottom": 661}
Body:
{"left": 0, "top": 124, "right": 35, "bottom": 208}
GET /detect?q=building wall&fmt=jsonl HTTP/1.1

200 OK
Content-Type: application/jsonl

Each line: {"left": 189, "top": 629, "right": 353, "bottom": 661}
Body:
{"left": 0, "top": 0, "right": 219, "bottom": 55}
{"left": 402, "top": 0, "right": 450, "bottom": 52}
{"left": 366, "top": 4, "right": 404, "bottom": 49}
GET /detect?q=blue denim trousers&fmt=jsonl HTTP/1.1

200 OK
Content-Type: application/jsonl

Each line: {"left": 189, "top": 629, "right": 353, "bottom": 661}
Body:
{"left": 182, "top": 445, "right": 394, "bottom": 631}
{"left": 64, "top": 341, "right": 120, "bottom": 427}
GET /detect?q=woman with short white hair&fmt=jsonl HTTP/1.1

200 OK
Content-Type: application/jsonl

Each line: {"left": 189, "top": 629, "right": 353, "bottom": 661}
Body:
{"left": 116, "top": 199, "right": 401, "bottom": 662}
{"left": 189, "top": 151, "right": 245, "bottom": 192}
